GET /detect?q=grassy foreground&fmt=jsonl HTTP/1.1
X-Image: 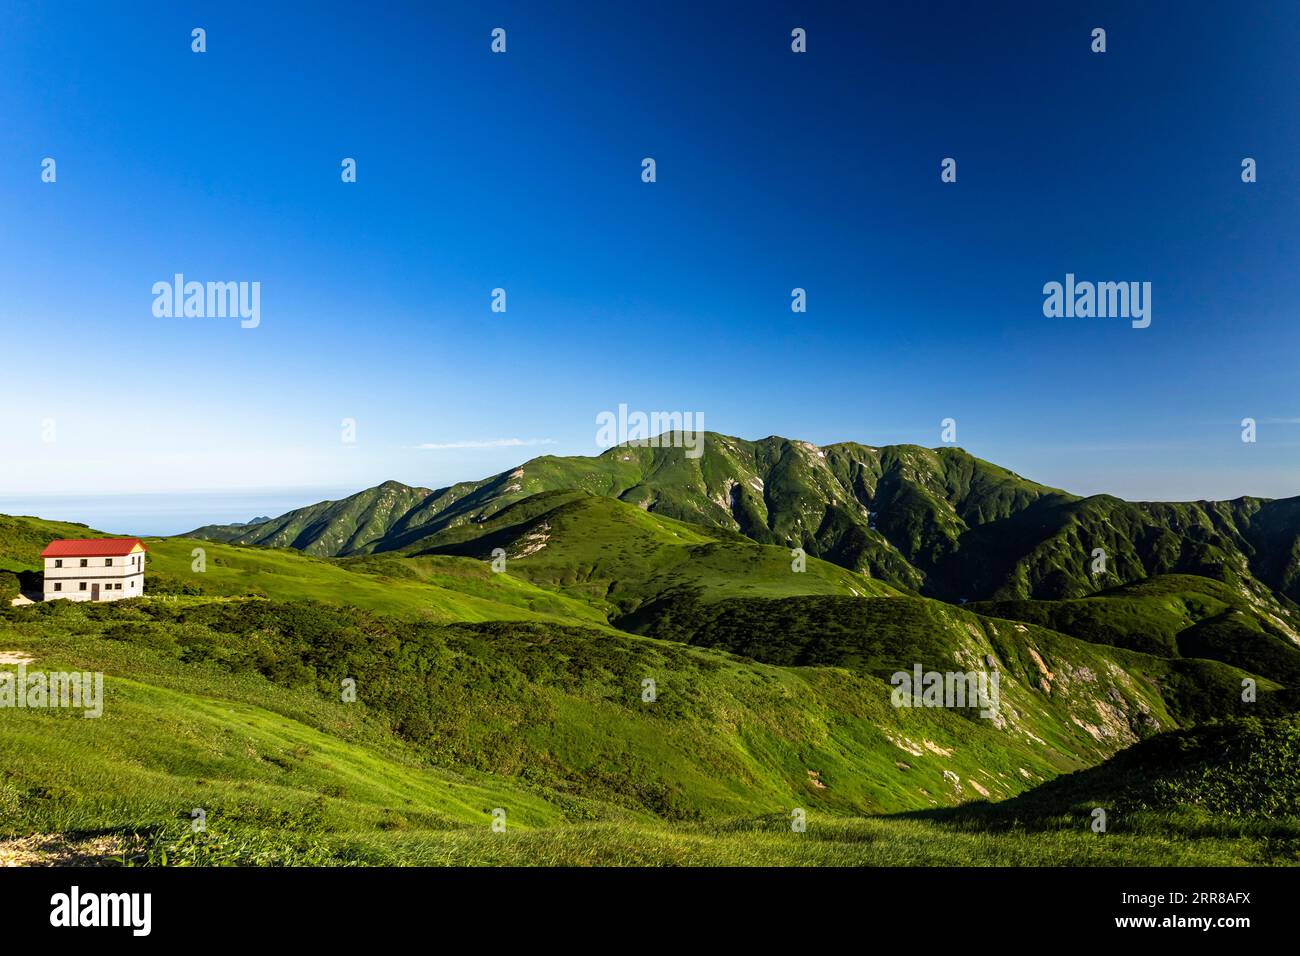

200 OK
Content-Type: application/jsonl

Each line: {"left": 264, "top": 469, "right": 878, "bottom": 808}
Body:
{"left": 4, "top": 598, "right": 1297, "bottom": 866}
{"left": 3, "top": 511, "right": 1298, "bottom": 866}
{"left": 98, "top": 810, "right": 1290, "bottom": 867}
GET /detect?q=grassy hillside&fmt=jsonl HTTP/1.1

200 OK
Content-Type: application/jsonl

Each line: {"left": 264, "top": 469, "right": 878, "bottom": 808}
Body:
{"left": 0, "top": 612, "right": 601, "bottom": 865}
{"left": 2, "top": 596, "right": 1094, "bottom": 820}
{"left": 972, "top": 574, "right": 1300, "bottom": 683}
{"left": 6, "top": 499, "right": 1300, "bottom": 867}
{"left": 0, "top": 593, "right": 1096, "bottom": 864}
{"left": 145, "top": 534, "right": 609, "bottom": 627}
{"left": 189, "top": 480, "right": 435, "bottom": 556}
{"left": 0, "top": 514, "right": 115, "bottom": 573}
{"left": 627, "top": 590, "right": 1288, "bottom": 729}
{"left": 398, "top": 490, "right": 898, "bottom": 622}
{"left": 912, "top": 717, "right": 1300, "bottom": 854}
{"left": 3, "top": 600, "right": 1291, "bottom": 866}
{"left": 0, "top": 512, "right": 609, "bottom": 628}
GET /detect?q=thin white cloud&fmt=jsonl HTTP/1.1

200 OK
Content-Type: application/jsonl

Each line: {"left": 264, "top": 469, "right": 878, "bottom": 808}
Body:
{"left": 414, "top": 438, "right": 557, "bottom": 450}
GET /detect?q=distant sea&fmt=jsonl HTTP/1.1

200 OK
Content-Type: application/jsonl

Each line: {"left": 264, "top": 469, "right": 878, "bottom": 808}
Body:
{"left": 0, "top": 489, "right": 354, "bottom": 537}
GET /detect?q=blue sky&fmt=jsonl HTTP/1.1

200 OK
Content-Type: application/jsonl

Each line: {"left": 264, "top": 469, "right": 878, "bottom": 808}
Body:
{"left": 1, "top": 0, "right": 1298, "bottom": 516}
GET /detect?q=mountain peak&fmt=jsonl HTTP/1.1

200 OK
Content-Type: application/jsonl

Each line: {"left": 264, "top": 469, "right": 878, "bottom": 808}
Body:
{"left": 186, "top": 432, "right": 1300, "bottom": 608}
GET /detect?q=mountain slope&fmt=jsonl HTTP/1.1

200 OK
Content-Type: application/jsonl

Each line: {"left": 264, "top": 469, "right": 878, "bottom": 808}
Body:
{"left": 917, "top": 716, "right": 1300, "bottom": 836}
{"left": 0, "top": 594, "right": 1110, "bottom": 825}
{"left": 187, "top": 435, "right": 1066, "bottom": 586}
{"left": 8, "top": 598, "right": 1285, "bottom": 865}
{"left": 0, "top": 513, "right": 610, "bottom": 627}
{"left": 189, "top": 432, "right": 1300, "bottom": 610}
{"left": 189, "top": 480, "right": 435, "bottom": 556}
{"left": 971, "top": 574, "right": 1300, "bottom": 681}
{"left": 394, "top": 489, "right": 897, "bottom": 623}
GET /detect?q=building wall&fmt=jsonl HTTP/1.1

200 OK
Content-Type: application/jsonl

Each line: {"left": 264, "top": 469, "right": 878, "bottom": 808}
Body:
{"left": 43, "top": 550, "right": 146, "bottom": 602}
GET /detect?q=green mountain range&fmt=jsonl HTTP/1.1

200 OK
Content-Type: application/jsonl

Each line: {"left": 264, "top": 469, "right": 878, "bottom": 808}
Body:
{"left": 3, "top": 433, "right": 1298, "bottom": 866}
{"left": 192, "top": 432, "right": 1300, "bottom": 612}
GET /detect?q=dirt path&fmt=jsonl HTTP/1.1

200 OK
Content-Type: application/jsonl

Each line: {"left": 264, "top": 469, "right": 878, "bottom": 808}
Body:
{"left": 0, "top": 834, "right": 126, "bottom": 867}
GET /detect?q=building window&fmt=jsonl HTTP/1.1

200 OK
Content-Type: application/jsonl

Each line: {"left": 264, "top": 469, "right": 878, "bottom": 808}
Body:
{"left": 80, "top": 559, "right": 88, "bottom": 567}
{"left": 54, "top": 559, "right": 62, "bottom": 568}
{"left": 79, "top": 582, "right": 87, "bottom": 591}
{"left": 106, "top": 558, "right": 113, "bottom": 566}
{"left": 54, "top": 583, "right": 62, "bottom": 592}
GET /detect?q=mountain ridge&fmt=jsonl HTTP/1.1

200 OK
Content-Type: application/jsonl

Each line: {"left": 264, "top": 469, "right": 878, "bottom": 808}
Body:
{"left": 187, "top": 431, "right": 1300, "bottom": 611}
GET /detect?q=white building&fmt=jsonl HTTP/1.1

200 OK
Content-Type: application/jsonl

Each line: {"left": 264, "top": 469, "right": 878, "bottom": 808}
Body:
{"left": 41, "top": 538, "right": 147, "bottom": 602}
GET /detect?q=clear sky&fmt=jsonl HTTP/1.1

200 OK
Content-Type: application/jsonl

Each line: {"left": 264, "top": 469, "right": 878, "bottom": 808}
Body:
{"left": 1, "top": 0, "right": 1298, "bottom": 512}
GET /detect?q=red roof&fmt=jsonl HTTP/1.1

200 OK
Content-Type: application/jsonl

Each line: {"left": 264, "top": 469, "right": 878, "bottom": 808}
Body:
{"left": 41, "top": 538, "right": 147, "bottom": 558}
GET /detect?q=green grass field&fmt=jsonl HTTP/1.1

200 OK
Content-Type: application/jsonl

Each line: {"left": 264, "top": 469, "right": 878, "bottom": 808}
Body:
{"left": 3, "top": 509, "right": 1298, "bottom": 866}
{"left": 145, "top": 533, "right": 612, "bottom": 627}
